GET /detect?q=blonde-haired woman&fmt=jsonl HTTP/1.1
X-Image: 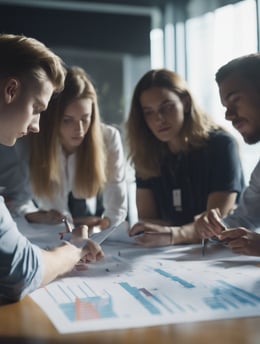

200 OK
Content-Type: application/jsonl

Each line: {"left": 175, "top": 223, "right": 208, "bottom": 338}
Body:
{"left": 126, "top": 68, "right": 244, "bottom": 247}
{"left": 24, "top": 66, "right": 127, "bottom": 230}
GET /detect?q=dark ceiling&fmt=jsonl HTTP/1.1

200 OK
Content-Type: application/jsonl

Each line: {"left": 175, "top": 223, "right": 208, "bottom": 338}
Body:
{"left": 0, "top": 4, "right": 151, "bottom": 55}
{"left": 0, "top": 0, "right": 240, "bottom": 55}
{"left": 58, "top": 0, "right": 165, "bottom": 6}
{"left": 28, "top": 0, "right": 183, "bottom": 9}
{"left": 0, "top": 0, "right": 168, "bottom": 55}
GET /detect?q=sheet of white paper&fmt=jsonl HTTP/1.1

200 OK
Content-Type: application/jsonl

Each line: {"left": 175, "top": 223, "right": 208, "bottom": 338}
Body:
{"left": 14, "top": 217, "right": 135, "bottom": 248}
{"left": 15, "top": 217, "right": 260, "bottom": 333}
{"left": 90, "top": 221, "right": 131, "bottom": 244}
{"left": 30, "top": 241, "right": 260, "bottom": 334}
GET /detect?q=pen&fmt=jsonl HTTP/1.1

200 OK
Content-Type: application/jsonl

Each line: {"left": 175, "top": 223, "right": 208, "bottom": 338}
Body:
{"left": 201, "top": 238, "right": 207, "bottom": 256}
{"left": 134, "top": 231, "right": 172, "bottom": 236}
{"left": 62, "top": 217, "right": 73, "bottom": 233}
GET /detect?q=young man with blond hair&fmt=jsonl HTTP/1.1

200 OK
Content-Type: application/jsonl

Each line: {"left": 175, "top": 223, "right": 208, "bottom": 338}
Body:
{"left": 0, "top": 33, "right": 103, "bottom": 301}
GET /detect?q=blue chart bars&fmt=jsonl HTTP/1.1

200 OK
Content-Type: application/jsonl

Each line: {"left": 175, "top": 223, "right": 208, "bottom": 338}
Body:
{"left": 205, "top": 280, "right": 260, "bottom": 310}
{"left": 51, "top": 263, "right": 260, "bottom": 322}
{"left": 31, "top": 253, "right": 260, "bottom": 333}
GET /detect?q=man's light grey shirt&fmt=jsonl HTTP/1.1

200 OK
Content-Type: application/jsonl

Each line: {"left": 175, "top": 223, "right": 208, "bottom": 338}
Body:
{"left": 0, "top": 197, "right": 43, "bottom": 301}
{"left": 223, "top": 159, "right": 260, "bottom": 230}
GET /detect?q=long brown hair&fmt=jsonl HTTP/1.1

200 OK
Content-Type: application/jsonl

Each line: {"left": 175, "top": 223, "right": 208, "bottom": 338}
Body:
{"left": 126, "top": 69, "right": 219, "bottom": 178}
{"left": 30, "top": 66, "right": 106, "bottom": 199}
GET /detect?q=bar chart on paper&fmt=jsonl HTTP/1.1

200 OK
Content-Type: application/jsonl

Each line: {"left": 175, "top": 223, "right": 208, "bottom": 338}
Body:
{"left": 30, "top": 251, "right": 260, "bottom": 334}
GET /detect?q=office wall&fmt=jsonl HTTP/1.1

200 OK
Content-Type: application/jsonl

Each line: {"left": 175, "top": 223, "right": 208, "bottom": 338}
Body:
{"left": 0, "top": 2, "right": 151, "bottom": 125}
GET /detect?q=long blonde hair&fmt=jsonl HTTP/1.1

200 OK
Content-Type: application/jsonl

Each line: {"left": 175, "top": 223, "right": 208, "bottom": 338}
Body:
{"left": 30, "top": 66, "right": 106, "bottom": 199}
{"left": 126, "top": 69, "right": 220, "bottom": 179}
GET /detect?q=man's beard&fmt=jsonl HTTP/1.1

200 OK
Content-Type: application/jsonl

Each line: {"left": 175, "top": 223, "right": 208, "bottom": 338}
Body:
{"left": 242, "top": 130, "right": 260, "bottom": 144}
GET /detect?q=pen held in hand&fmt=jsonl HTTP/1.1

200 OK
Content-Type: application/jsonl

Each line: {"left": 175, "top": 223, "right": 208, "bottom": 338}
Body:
{"left": 62, "top": 217, "right": 73, "bottom": 233}
{"left": 201, "top": 238, "right": 207, "bottom": 256}
{"left": 133, "top": 231, "right": 172, "bottom": 237}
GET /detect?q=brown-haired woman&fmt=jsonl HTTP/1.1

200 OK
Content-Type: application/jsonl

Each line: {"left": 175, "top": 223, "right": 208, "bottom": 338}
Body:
{"left": 126, "top": 68, "right": 244, "bottom": 247}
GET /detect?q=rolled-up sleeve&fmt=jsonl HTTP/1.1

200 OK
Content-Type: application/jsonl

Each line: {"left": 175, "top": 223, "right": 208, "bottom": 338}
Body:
{"left": 223, "top": 160, "right": 260, "bottom": 230}
{"left": 0, "top": 197, "right": 43, "bottom": 301}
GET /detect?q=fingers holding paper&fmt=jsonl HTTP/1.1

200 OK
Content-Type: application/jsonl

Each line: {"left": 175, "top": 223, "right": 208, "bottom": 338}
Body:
{"left": 71, "top": 225, "right": 89, "bottom": 239}
{"left": 59, "top": 222, "right": 88, "bottom": 240}
{"left": 61, "top": 224, "right": 104, "bottom": 263}
{"left": 80, "top": 239, "right": 105, "bottom": 263}
{"left": 74, "top": 216, "right": 110, "bottom": 229}
{"left": 71, "top": 225, "right": 104, "bottom": 262}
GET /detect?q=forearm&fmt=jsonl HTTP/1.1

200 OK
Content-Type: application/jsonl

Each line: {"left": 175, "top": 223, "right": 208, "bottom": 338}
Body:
{"left": 40, "top": 243, "right": 81, "bottom": 286}
{"left": 142, "top": 218, "right": 171, "bottom": 226}
{"left": 25, "top": 210, "right": 47, "bottom": 223}
{"left": 171, "top": 222, "right": 201, "bottom": 244}
{"left": 131, "top": 221, "right": 201, "bottom": 247}
{"left": 25, "top": 209, "right": 65, "bottom": 225}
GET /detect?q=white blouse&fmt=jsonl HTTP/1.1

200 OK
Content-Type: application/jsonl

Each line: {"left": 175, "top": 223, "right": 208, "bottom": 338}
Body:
{"left": 31, "top": 124, "right": 128, "bottom": 227}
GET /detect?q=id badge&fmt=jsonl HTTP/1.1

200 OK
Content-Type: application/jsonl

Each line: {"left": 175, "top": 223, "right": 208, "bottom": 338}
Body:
{"left": 172, "top": 189, "right": 182, "bottom": 211}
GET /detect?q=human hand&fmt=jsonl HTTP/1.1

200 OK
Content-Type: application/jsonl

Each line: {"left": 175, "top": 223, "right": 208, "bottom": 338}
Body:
{"left": 219, "top": 227, "right": 260, "bottom": 256}
{"left": 80, "top": 239, "right": 104, "bottom": 263}
{"left": 62, "top": 225, "right": 104, "bottom": 263}
{"left": 128, "top": 222, "right": 173, "bottom": 247}
{"left": 60, "top": 223, "right": 89, "bottom": 241}
{"left": 73, "top": 216, "right": 110, "bottom": 234}
{"left": 71, "top": 225, "right": 89, "bottom": 240}
{"left": 25, "top": 209, "right": 64, "bottom": 224}
{"left": 195, "top": 208, "right": 226, "bottom": 239}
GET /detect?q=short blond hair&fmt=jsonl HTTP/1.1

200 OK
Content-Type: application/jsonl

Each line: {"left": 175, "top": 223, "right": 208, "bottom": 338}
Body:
{"left": 0, "top": 33, "right": 65, "bottom": 92}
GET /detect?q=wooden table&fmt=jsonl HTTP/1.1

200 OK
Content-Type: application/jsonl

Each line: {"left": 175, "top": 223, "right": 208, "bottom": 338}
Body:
{"left": 3, "top": 219, "right": 260, "bottom": 343}
{"left": 0, "top": 296, "right": 260, "bottom": 344}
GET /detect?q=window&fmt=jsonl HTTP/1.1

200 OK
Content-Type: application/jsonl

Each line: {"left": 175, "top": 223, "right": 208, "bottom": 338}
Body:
{"left": 186, "top": 0, "right": 259, "bottom": 184}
